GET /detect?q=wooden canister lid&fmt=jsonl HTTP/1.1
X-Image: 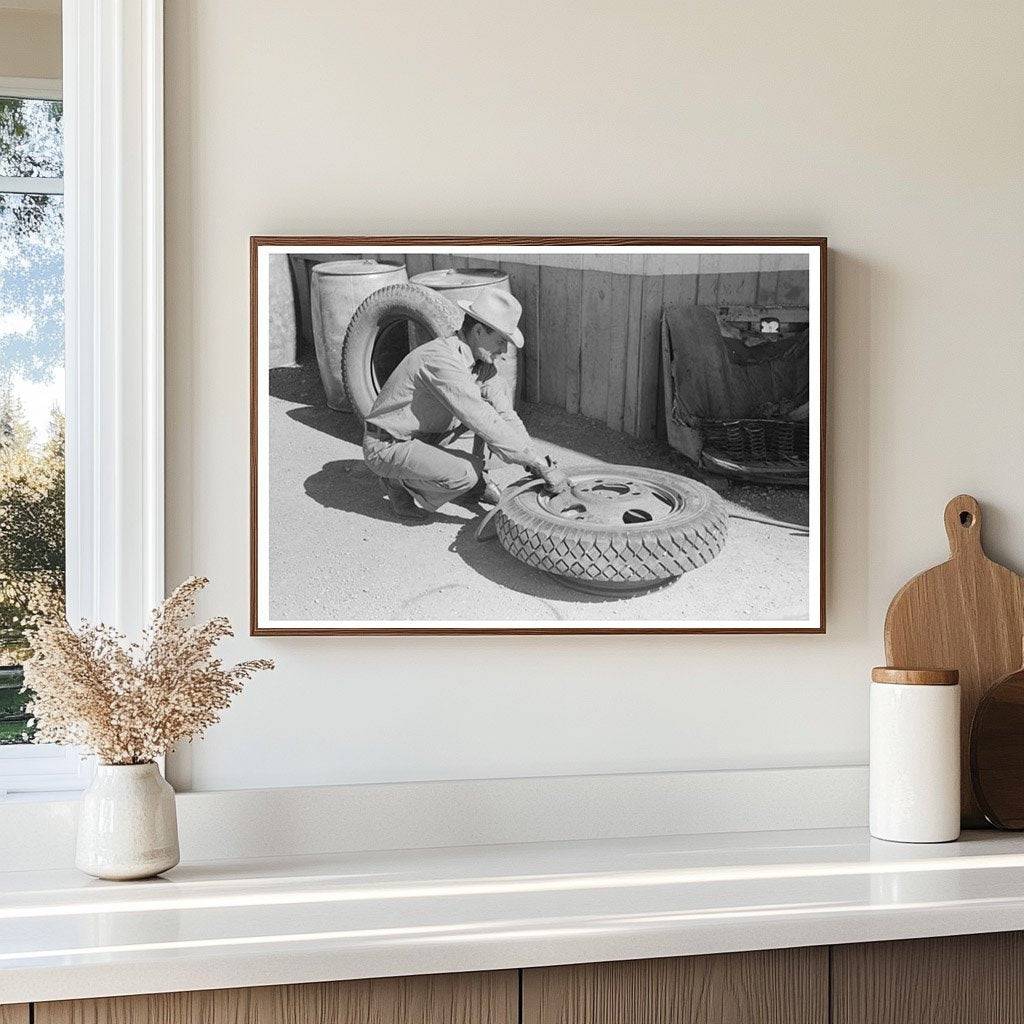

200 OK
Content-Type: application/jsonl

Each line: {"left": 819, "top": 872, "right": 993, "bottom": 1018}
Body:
{"left": 871, "top": 666, "right": 959, "bottom": 686}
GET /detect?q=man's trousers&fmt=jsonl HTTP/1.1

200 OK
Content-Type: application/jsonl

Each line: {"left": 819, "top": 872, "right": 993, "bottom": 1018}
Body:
{"left": 363, "top": 433, "right": 485, "bottom": 512}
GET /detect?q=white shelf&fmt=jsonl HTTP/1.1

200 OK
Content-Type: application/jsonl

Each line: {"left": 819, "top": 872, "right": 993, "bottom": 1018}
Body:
{"left": 4, "top": 827, "right": 1024, "bottom": 1004}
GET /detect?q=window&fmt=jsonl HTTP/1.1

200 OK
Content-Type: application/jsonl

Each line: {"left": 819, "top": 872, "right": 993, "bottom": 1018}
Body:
{"left": 0, "top": 6, "right": 166, "bottom": 798}
{"left": 0, "top": 80, "right": 85, "bottom": 797}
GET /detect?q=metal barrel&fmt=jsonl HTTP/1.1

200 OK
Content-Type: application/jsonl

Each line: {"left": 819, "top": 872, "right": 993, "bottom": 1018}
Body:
{"left": 410, "top": 268, "right": 519, "bottom": 402}
{"left": 311, "top": 259, "right": 408, "bottom": 411}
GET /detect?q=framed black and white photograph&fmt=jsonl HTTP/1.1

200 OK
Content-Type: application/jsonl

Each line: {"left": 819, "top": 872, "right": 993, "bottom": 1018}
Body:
{"left": 250, "top": 237, "right": 826, "bottom": 635}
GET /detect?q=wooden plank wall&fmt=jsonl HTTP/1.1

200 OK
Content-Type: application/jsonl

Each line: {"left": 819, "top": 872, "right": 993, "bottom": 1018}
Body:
{"left": 286, "top": 252, "right": 810, "bottom": 441}
{"left": 410, "top": 253, "right": 809, "bottom": 440}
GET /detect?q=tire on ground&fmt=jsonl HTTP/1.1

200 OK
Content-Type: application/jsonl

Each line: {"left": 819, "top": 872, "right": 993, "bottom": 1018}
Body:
{"left": 494, "top": 466, "right": 729, "bottom": 588}
{"left": 341, "top": 282, "right": 463, "bottom": 420}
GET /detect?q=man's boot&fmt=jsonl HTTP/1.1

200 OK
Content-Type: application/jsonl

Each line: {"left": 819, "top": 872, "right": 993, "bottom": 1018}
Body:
{"left": 382, "top": 479, "right": 430, "bottom": 521}
{"left": 453, "top": 477, "right": 501, "bottom": 509}
{"left": 478, "top": 480, "right": 502, "bottom": 506}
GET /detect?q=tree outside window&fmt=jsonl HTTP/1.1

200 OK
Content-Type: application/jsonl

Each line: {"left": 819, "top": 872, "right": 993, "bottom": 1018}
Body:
{"left": 0, "top": 94, "right": 65, "bottom": 745}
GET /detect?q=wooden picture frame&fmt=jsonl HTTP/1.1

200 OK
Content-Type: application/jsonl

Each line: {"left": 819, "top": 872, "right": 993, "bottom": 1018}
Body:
{"left": 251, "top": 237, "right": 827, "bottom": 635}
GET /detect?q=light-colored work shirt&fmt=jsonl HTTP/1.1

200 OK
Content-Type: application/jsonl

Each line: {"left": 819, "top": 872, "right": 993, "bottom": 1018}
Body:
{"left": 364, "top": 336, "right": 537, "bottom": 467}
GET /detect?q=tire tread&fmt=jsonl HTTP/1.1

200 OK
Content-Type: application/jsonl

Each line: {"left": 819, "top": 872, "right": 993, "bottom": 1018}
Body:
{"left": 494, "top": 467, "right": 728, "bottom": 585}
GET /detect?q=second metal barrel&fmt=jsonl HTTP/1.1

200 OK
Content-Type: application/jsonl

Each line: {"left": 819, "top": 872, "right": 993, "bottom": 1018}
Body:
{"left": 410, "top": 267, "right": 519, "bottom": 402}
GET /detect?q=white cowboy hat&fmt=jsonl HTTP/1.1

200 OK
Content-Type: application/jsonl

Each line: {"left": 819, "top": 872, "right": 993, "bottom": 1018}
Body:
{"left": 456, "top": 290, "right": 525, "bottom": 349}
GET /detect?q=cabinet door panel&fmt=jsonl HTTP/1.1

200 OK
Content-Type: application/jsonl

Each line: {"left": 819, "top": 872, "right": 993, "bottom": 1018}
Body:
{"left": 523, "top": 948, "right": 828, "bottom": 1024}
{"left": 832, "top": 932, "right": 1024, "bottom": 1024}
{"left": 0, "top": 1006, "right": 29, "bottom": 1024}
{"left": 36, "top": 971, "right": 517, "bottom": 1024}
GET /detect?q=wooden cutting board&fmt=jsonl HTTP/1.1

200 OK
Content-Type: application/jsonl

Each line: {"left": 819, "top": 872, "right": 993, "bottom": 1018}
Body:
{"left": 884, "top": 494, "right": 1024, "bottom": 826}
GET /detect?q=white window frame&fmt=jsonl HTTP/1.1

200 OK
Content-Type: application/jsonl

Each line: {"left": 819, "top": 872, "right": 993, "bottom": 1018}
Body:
{"left": 0, "top": 77, "right": 61, "bottom": 101}
{"left": 0, "top": 0, "right": 165, "bottom": 799}
{"left": 0, "top": 77, "right": 64, "bottom": 193}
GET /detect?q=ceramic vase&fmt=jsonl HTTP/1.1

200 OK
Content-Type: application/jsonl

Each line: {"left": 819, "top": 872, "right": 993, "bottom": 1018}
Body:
{"left": 76, "top": 762, "right": 180, "bottom": 880}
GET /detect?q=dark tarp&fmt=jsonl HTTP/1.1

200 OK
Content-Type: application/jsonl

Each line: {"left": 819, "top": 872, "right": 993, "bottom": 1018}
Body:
{"left": 661, "top": 305, "right": 809, "bottom": 461}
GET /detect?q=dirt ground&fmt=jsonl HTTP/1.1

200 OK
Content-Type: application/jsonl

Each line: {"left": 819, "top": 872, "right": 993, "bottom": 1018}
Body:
{"left": 267, "top": 361, "right": 810, "bottom": 623}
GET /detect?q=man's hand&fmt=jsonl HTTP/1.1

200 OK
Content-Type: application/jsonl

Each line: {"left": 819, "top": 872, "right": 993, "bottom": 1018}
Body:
{"left": 526, "top": 457, "right": 568, "bottom": 493}
{"left": 542, "top": 465, "right": 569, "bottom": 493}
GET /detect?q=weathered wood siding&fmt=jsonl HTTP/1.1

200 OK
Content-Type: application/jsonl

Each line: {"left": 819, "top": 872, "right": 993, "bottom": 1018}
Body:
{"left": 425, "top": 253, "right": 810, "bottom": 440}
{"left": 277, "top": 252, "right": 810, "bottom": 440}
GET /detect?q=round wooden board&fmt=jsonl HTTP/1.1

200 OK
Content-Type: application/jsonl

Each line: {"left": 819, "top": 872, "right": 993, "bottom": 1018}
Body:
{"left": 970, "top": 664, "right": 1024, "bottom": 829}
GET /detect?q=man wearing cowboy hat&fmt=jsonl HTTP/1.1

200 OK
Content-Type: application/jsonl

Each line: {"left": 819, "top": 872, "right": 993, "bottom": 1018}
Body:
{"left": 363, "top": 289, "right": 567, "bottom": 520}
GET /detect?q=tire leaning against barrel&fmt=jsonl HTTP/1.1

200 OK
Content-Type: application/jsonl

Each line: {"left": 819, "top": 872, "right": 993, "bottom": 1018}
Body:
{"left": 494, "top": 465, "right": 729, "bottom": 589}
{"left": 341, "top": 282, "right": 463, "bottom": 420}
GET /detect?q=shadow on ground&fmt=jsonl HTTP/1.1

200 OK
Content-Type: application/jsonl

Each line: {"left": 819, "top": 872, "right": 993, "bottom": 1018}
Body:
{"left": 301, "top": 460, "right": 683, "bottom": 603}
{"left": 273, "top": 358, "right": 809, "bottom": 532}
{"left": 268, "top": 359, "right": 810, "bottom": 622}
{"left": 270, "top": 364, "right": 364, "bottom": 444}
{"left": 304, "top": 459, "right": 466, "bottom": 527}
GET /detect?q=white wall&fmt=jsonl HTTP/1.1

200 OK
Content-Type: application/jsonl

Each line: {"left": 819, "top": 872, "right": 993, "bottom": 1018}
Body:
{"left": 164, "top": 0, "right": 1024, "bottom": 791}
{"left": 0, "top": 5, "right": 61, "bottom": 80}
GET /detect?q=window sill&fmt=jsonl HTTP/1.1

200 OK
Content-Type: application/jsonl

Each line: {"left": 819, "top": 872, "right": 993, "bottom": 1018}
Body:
{"left": 0, "top": 744, "right": 93, "bottom": 799}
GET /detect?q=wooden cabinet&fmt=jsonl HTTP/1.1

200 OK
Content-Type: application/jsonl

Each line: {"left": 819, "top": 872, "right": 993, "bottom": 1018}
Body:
{"left": 522, "top": 948, "right": 828, "bottom": 1024}
{"left": 34, "top": 972, "right": 517, "bottom": 1024}
{"left": 832, "top": 932, "right": 1024, "bottom": 1024}
{"left": 21, "top": 932, "right": 1024, "bottom": 1024}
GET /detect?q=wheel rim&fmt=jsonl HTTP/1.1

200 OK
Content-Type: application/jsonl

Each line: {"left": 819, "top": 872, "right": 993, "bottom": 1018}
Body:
{"left": 536, "top": 472, "right": 684, "bottom": 527}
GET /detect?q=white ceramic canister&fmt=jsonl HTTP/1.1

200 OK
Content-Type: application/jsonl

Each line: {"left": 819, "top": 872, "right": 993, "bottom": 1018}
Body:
{"left": 76, "top": 762, "right": 180, "bottom": 880}
{"left": 870, "top": 667, "right": 961, "bottom": 843}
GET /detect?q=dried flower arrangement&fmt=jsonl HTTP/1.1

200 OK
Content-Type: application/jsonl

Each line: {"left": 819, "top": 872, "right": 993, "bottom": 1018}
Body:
{"left": 22, "top": 577, "right": 273, "bottom": 765}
